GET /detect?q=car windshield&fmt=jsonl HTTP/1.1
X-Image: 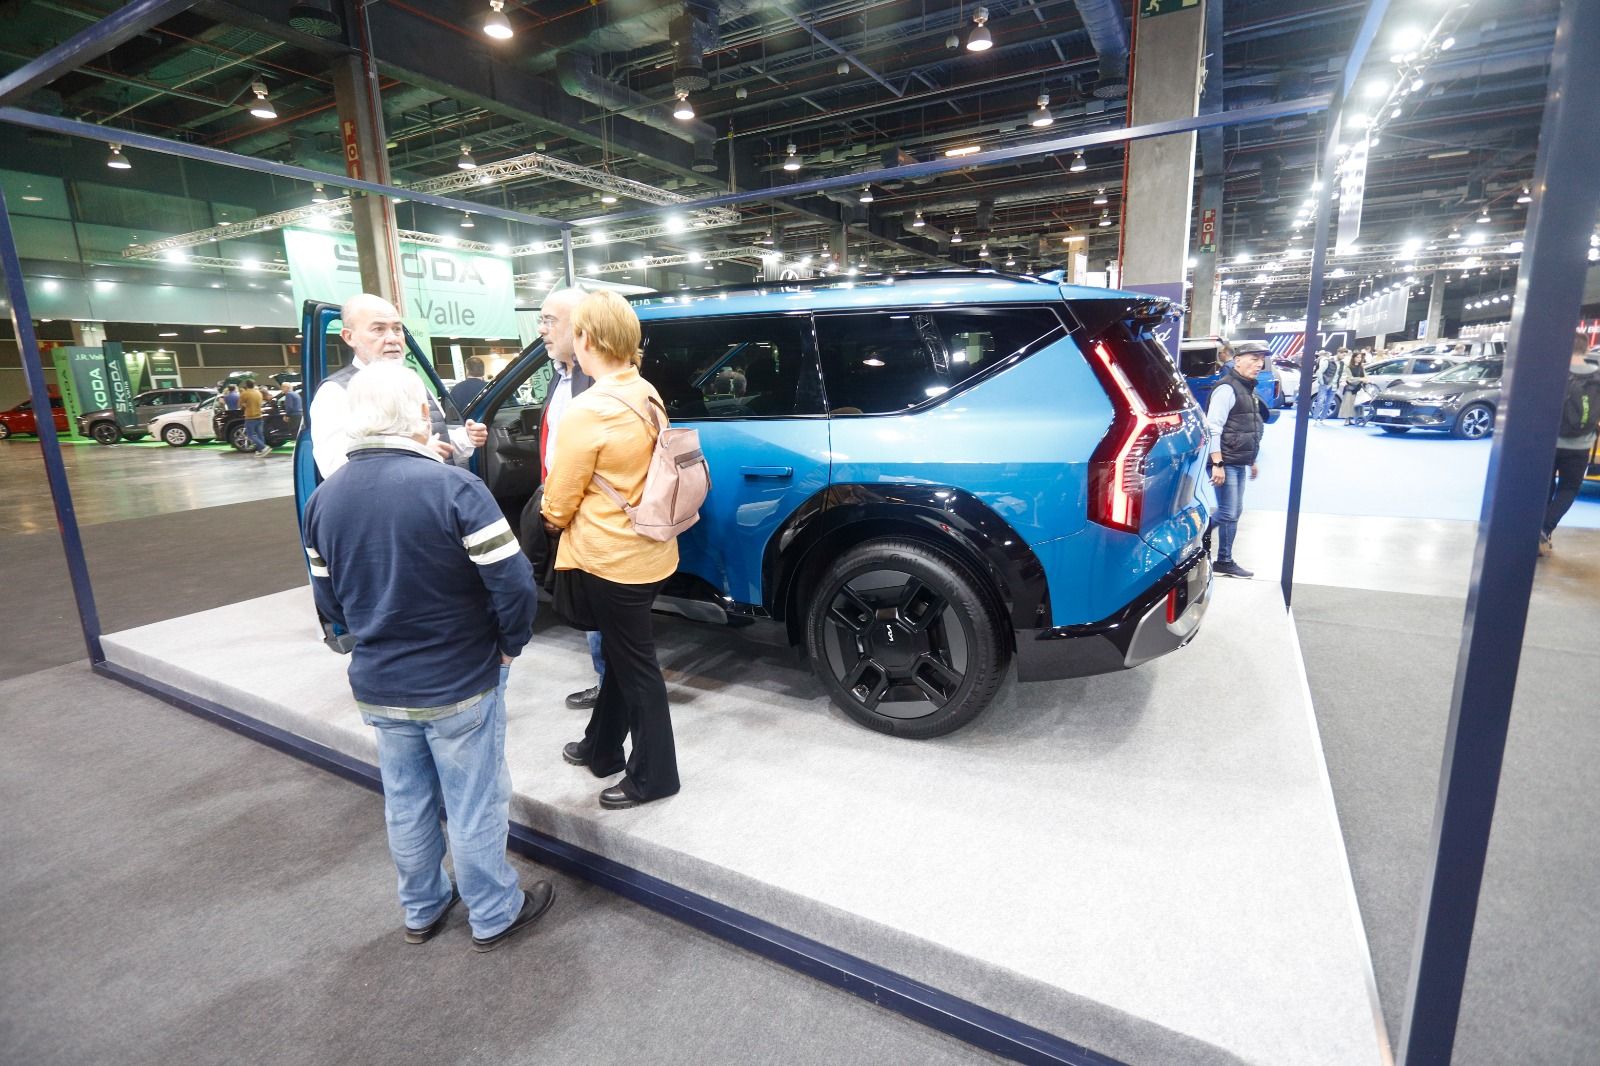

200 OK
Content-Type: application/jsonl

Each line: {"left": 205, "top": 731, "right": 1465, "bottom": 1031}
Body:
{"left": 1431, "top": 360, "right": 1502, "bottom": 383}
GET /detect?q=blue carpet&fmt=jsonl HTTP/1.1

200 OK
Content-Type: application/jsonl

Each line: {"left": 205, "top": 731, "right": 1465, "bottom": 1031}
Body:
{"left": 1246, "top": 417, "right": 1600, "bottom": 528}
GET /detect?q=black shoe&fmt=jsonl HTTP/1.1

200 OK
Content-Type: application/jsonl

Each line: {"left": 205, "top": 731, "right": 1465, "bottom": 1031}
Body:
{"left": 403, "top": 884, "right": 460, "bottom": 945}
{"left": 561, "top": 741, "right": 588, "bottom": 766}
{"left": 565, "top": 684, "right": 601, "bottom": 710}
{"left": 599, "top": 783, "right": 642, "bottom": 810}
{"left": 471, "top": 881, "right": 555, "bottom": 953}
{"left": 1214, "top": 559, "right": 1254, "bottom": 579}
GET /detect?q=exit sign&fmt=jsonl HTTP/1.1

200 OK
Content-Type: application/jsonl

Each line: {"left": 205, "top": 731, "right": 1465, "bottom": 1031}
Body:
{"left": 1141, "top": 0, "right": 1200, "bottom": 16}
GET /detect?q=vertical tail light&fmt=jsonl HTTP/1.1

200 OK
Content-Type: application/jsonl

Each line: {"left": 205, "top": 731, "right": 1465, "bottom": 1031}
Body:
{"left": 1086, "top": 341, "right": 1183, "bottom": 533}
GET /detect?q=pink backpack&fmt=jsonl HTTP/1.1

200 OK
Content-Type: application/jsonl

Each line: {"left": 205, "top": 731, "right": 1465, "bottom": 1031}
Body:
{"left": 590, "top": 390, "right": 711, "bottom": 542}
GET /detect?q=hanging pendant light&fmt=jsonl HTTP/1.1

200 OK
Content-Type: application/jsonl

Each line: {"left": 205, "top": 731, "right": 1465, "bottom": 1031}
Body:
{"left": 1093, "top": 187, "right": 1108, "bottom": 206}
{"left": 859, "top": 185, "right": 875, "bottom": 204}
{"left": 783, "top": 143, "right": 801, "bottom": 172}
{"left": 1070, "top": 150, "right": 1087, "bottom": 172}
{"left": 311, "top": 182, "right": 329, "bottom": 203}
{"left": 105, "top": 144, "right": 131, "bottom": 170}
{"left": 966, "top": 6, "right": 993, "bottom": 51}
{"left": 1030, "top": 93, "right": 1053, "bottom": 128}
{"left": 950, "top": 228, "right": 963, "bottom": 244}
{"left": 460, "top": 213, "right": 475, "bottom": 229}
{"left": 1098, "top": 209, "right": 1112, "bottom": 228}
{"left": 483, "top": 0, "right": 513, "bottom": 40}
{"left": 673, "top": 90, "right": 695, "bottom": 121}
{"left": 911, "top": 209, "right": 925, "bottom": 228}
{"left": 457, "top": 144, "right": 477, "bottom": 170}
{"left": 248, "top": 79, "right": 277, "bottom": 119}
{"left": 1516, "top": 186, "right": 1532, "bottom": 204}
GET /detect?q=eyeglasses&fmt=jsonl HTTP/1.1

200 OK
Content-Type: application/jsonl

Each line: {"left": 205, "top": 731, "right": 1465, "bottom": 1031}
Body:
{"left": 538, "top": 315, "right": 558, "bottom": 328}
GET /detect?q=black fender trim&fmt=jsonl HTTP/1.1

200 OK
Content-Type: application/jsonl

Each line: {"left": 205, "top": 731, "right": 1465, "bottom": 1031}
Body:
{"left": 766, "top": 484, "right": 1050, "bottom": 642}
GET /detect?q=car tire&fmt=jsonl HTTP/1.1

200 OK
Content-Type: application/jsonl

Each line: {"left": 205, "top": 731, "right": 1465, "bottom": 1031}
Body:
{"left": 0, "top": 422, "right": 11, "bottom": 440}
{"left": 90, "top": 421, "right": 121, "bottom": 446}
{"left": 162, "top": 424, "right": 192, "bottom": 447}
{"left": 803, "top": 538, "right": 1010, "bottom": 739}
{"left": 1380, "top": 426, "right": 1411, "bottom": 435}
{"left": 1452, "top": 403, "right": 1494, "bottom": 440}
{"left": 228, "top": 423, "right": 252, "bottom": 451}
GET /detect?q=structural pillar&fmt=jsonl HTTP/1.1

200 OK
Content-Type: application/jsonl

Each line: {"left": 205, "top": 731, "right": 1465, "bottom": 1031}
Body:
{"left": 1422, "top": 271, "right": 1447, "bottom": 341}
{"left": 329, "top": 52, "right": 403, "bottom": 309}
{"left": 1119, "top": 0, "right": 1207, "bottom": 356}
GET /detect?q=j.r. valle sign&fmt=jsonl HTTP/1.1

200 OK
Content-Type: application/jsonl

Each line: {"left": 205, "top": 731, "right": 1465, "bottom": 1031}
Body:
{"left": 284, "top": 227, "right": 517, "bottom": 340}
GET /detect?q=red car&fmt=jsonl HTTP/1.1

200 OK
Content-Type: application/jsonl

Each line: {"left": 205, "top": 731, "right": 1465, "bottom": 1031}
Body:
{"left": 0, "top": 388, "right": 68, "bottom": 440}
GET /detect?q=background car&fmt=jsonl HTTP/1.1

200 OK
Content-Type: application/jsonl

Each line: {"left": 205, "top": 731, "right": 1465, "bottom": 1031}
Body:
{"left": 78, "top": 387, "right": 217, "bottom": 444}
{"left": 0, "top": 388, "right": 68, "bottom": 440}
{"left": 1272, "top": 354, "right": 1301, "bottom": 406}
{"left": 148, "top": 398, "right": 222, "bottom": 446}
{"left": 1364, "top": 352, "right": 1470, "bottom": 391}
{"left": 1361, "top": 357, "right": 1503, "bottom": 438}
{"left": 1180, "top": 336, "right": 1283, "bottom": 414}
{"left": 213, "top": 390, "right": 300, "bottom": 451}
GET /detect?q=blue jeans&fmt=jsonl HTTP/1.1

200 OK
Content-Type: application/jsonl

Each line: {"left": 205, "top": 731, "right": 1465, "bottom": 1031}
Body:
{"left": 586, "top": 629, "right": 605, "bottom": 682}
{"left": 1213, "top": 464, "right": 1249, "bottom": 563}
{"left": 362, "top": 665, "right": 524, "bottom": 939}
{"left": 243, "top": 417, "right": 266, "bottom": 450}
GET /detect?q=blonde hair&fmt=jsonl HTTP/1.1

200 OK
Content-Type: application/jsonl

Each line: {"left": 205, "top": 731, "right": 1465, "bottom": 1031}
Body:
{"left": 573, "top": 290, "right": 642, "bottom": 369}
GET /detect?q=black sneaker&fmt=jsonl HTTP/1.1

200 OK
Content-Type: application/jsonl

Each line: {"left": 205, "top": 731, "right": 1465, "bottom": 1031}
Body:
{"left": 471, "top": 881, "right": 555, "bottom": 953}
{"left": 565, "top": 684, "right": 601, "bottom": 710}
{"left": 403, "top": 883, "right": 460, "bottom": 945}
{"left": 1214, "top": 560, "right": 1254, "bottom": 579}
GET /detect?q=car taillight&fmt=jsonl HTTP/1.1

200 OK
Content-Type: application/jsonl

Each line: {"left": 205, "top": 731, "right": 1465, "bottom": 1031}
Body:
{"left": 1086, "top": 341, "right": 1183, "bottom": 533}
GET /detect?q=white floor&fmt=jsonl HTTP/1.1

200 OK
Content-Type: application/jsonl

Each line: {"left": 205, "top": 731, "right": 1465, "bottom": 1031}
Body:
{"left": 103, "top": 579, "right": 1388, "bottom": 1066}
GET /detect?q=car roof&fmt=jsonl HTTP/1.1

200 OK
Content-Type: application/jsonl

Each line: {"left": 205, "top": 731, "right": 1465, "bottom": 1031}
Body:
{"left": 625, "top": 269, "right": 1162, "bottom": 320}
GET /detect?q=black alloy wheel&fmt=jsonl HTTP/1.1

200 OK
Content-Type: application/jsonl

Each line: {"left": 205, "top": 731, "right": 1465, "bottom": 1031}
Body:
{"left": 804, "top": 539, "right": 1009, "bottom": 739}
{"left": 228, "top": 423, "right": 252, "bottom": 451}
{"left": 1453, "top": 403, "right": 1494, "bottom": 440}
{"left": 90, "top": 421, "right": 121, "bottom": 446}
{"left": 162, "top": 424, "right": 192, "bottom": 447}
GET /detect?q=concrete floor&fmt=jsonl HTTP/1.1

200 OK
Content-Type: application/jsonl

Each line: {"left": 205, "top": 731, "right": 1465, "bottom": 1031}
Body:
{"left": 4, "top": 436, "right": 1598, "bottom": 1064}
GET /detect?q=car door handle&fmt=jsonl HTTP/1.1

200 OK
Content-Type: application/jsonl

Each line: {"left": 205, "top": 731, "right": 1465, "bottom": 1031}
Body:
{"left": 741, "top": 465, "right": 793, "bottom": 480}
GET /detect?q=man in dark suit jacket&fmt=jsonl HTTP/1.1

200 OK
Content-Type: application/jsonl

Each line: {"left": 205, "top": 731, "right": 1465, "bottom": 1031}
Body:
{"left": 520, "top": 287, "right": 604, "bottom": 710}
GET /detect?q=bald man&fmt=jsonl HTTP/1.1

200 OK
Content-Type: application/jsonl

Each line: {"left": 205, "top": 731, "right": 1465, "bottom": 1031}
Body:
{"left": 309, "top": 293, "right": 490, "bottom": 478}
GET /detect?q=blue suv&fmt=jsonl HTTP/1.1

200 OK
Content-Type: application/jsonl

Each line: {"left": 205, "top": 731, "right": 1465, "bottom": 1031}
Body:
{"left": 295, "top": 272, "right": 1213, "bottom": 737}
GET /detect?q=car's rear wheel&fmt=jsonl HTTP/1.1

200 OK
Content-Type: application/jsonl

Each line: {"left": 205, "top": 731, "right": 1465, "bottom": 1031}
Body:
{"left": 90, "top": 421, "right": 121, "bottom": 446}
{"left": 162, "top": 424, "right": 192, "bottom": 447}
{"left": 1453, "top": 403, "right": 1494, "bottom": 440}
{"left": 228, "top": 423, "right": 251, "bottom": 451}
{"left": 1380, "top": 426, "right": 1411, "bottom": 435}
{"left": 0, "top": 422, "right": 11, "bottom": 440}
{"left": 804, "top": 538, "right": 1010, "bottom": 739}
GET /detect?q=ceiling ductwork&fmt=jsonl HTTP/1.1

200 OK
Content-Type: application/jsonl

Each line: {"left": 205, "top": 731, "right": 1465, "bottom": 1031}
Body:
{"left": 287, "top": 0, "right": 342, "bottom": 39}
{"left": 557, "top": 52, "right": 715, "bottom": 147}
{"left": 1257, "top": 154, "right": 1283, "bottom": 204}
{"left": 1072, "top": 0, "right": 1130, "bottom": 99}
{"left": 670, "top": 2, "right": 720, "bottom": 95}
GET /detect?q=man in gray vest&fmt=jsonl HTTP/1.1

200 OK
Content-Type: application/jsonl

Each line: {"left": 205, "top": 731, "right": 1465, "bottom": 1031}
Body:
{"left": 1205, "top": 347, "right": 1269, "bottom": 579}
{"left": 309, "top": 293, "right": 489, "bottom": 478}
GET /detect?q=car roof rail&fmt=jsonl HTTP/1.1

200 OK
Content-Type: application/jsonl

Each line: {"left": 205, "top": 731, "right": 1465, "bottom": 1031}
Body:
{"left": 625, "top": 267, "right": 1059, "bottom": 305}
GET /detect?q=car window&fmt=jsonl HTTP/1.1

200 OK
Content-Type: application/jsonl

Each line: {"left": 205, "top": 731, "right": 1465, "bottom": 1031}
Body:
{"left": 1432, "top": 360, "right": 1502, "bottom": 383}
{"left": 49, "top": 397, "right": 63, "bottom": 408}
{"left": 1179, "top": 344, "right": 1221, "bottom": 377}
{"left": 641, "top": 315, "right": 818, "bottom": 419}
{"left": 16, "top": 400, "right": 31, "bottom": 411}
{"left": 1369, "top": 360, "right": 1405, "bottom": 377}
{"left": 816, "top": 308, "right": 1060, "bottom": 415}
{"left": 1411, "top": 358, "right": 1446, "bottom": 375}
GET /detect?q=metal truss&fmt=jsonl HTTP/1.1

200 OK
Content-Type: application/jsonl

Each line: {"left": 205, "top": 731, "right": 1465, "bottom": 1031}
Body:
{"left": 122, "top": 148, "right": 740, "bottom": 262}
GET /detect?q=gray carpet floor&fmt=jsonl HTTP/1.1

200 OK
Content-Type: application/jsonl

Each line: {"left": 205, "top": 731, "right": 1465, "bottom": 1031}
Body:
{"left": 0, "top": 663, "right": 997, "bottom": 1066}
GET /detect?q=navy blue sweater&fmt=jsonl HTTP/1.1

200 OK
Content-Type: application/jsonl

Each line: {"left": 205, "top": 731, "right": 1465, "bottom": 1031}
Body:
{"left": 302, "top": 440, "right": 537, "bottom": 707}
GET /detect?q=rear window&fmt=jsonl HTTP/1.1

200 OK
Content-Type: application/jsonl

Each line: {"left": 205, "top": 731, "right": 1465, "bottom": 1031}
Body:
{"left": 1092, "top": 320, "right": 1189, "bottom": 415}
{"left": 815, "top": 307, "right": 1062, "bottom": 415}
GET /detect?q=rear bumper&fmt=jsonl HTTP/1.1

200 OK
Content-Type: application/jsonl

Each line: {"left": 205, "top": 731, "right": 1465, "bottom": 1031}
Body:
{"left": 1014, "top": 548, "right": 1212, "bottom": 682}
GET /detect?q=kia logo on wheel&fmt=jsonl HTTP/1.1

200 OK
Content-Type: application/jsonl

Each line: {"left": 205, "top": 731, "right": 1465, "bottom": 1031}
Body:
{"left": 884, "top": 626, "right": 896, "bottom": 644}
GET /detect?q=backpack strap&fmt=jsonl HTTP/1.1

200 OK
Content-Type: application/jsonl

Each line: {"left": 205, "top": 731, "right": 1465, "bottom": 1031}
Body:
{"left": 585, "top": 388, "right": 670, "bottom": 512}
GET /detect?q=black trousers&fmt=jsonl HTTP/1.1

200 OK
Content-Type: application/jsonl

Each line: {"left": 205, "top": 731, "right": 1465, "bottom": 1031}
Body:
{"left": 1544, "top": 447, "right": 1591, "bottom": 536}
{"left": 566, "top": 569, "right": 679, "bottom": 801}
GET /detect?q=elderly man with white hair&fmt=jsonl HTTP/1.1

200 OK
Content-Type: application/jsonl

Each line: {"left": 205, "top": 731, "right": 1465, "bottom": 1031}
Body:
{"left": 309, "top": 292, "right": 489, "bottom": 478}
{"left": 301, "top": 360, "right": 554, "bottom": 952}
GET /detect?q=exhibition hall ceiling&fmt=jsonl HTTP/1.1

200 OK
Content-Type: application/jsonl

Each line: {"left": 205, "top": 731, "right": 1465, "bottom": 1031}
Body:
{"left": 0, "top": 0, "right": 1567, "bottom": 318}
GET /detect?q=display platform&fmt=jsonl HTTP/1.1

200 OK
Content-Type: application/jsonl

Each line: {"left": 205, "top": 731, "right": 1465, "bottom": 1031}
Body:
{"left": 101, "top": 580, "right": 1388, "bottom": 1066}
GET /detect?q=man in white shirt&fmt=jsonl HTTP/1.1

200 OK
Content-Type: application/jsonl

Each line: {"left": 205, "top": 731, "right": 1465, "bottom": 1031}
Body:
{"left": 533, "top": 287, "right": 604, "bottom": 710}
{"left": 310, "top": 293, "right": 489, "bottom": 478}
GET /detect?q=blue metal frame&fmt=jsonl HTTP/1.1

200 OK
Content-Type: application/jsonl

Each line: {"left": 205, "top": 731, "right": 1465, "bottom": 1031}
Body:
{"left": 0, "top": 0, "right": 196, "bottom": 106}
{"left": 1397, "top": 0, "right": 1600, "bottom": 1061}
{"left": 94, "top": 657, "right": 1127, "bottom": 1066}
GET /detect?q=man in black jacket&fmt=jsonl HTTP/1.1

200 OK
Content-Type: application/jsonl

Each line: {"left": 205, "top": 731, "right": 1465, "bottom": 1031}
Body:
{"left": 1205, "top": 348, "right": 1269, "bottom": 579}
{"left": 1540, "top": 336, "right": 1600, "bottom": 555}
{"left": 303, "top": 361, "right": 554, "bottom": 952}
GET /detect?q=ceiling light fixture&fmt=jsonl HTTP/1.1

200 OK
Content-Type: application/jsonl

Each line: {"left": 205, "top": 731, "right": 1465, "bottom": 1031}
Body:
{"left": 1476, "top": 205, "right": 1491, "bottom": 224}
{"left": 460, "top": 213, "right": 475, "bottom": 229}
{"left": 859, "top": 185, "right": 874, "bottom": 203}
{"left": 945, "top": 144, "right": 981, "bottom": 157}
{"left": 311, "top": 182, "right": 329, "bottom": 203}
{"left": 457, "top": 144, "right": 477, "bottom": 170}
{"left": 248, "top": 79, "right": 277, "bottom": 120}
{"left": 1093, "top": 187, "right": 1108, "bottom": 206}
{"left": 105, "top": 144, "right": 131, "bottom": 170}
{"left": 600, "top": 192, "right": 618, "bottom": 204}
{"left": 1031, "top": 93, "right": 1053, "bottom": 128}
{"left": 673, "top": 90, "right": 695, "bottom": 121}
{"left": 1098, "top": 209, "right": 1112, "bottom": 228}
{"left": 911, "top": 209, "right": 925, "bottom": 228}
{"left": 1070, "top": 150, "right": 1087, "bottom": 172}
{"left": 783, "top": 143, "right": 801, "bottom": 171}
{"left": 950, "top": 228, "right": 963, "bottom": 244}
{"left": 483, "top": 0, "right": 513, "bottom": 40}
{"left": 1517, "top": 186, "right": 1532, "bottom": 204}
{"left": 966, "top": 6, "right": 993, "bottom": 51}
